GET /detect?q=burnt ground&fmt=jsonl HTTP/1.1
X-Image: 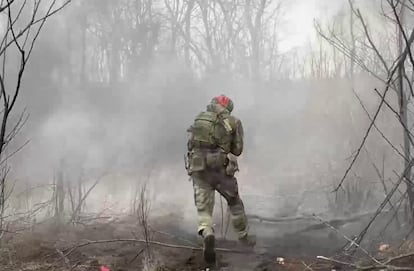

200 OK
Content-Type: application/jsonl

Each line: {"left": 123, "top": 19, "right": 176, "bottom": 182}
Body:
{"left": 1, "top": 212, "right": 414, "bottom": 271}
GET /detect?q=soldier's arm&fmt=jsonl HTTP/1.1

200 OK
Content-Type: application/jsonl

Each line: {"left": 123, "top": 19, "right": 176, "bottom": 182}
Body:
{"left": 186, "top": 126, "right": 193, "bottom": 151}
{"left": 231, "top": 118, "right": 244, "bottom": 156}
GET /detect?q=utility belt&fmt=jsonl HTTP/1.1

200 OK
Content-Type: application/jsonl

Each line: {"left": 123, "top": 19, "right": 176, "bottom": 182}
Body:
{"left": 185, "top": 142, "right": 238, "bottom": 176}
{"left": 190, "top": 141, "right": 220, "bottom": 150}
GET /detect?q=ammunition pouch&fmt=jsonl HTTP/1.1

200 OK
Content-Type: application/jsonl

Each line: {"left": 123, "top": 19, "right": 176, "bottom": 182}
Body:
{"left": 184, "top": 152, "right": 191, "bottom": 175}
{"left": 185, "top": 151, "right": 206, "bottom": 175}
{"left": 205, "top": 151, "right": 228, "bottom": 169}
{"left": 186, "top": 148, "right": 230, "bottom": 175}
{"left": 225, "top": 154, "right": 239, "bottom": 176}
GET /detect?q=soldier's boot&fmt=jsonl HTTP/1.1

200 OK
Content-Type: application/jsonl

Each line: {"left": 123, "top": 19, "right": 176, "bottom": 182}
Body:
{"left": 231, "top": 210, "right": 256, "bottom": 247}
{"left": 238, "top": 233, "right": 256, "bottom": 247}
{"left": 202, "top": 228, "right": 216, "bottom": 264}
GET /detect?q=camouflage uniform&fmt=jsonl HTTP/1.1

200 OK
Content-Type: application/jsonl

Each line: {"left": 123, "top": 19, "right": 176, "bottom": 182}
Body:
{"left": 192, "top": 168, "right": 248, "bottom": 238}
{"left": 185, "top": 95, "right": 254, "bottom": 263}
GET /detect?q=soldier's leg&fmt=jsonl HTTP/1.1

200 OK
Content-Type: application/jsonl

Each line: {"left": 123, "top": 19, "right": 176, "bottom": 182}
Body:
{"left": 192, "top": 174, "right": 215, "bottom": 237}
{"left": 215, "top": 173, "right": 249, "bottom": 239}
{"left": 193, "top": 173, "right": 217, "bottom": 263}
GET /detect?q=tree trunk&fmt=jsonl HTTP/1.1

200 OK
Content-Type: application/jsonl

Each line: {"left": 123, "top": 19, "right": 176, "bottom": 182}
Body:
{"left": 55, "top": 168, "right": 65, "bottom": 224}
{"left": 185, "top": 0, "right": 194, "bottom": 66}
{"left": 349, "top": 0, "right": 356, "bottom": 84}
{"left": 80, "top": 14, "right": 87, "bottom": 85}
{"left": 397, "top": 2, "right": 414, "bottom": 220}
{"left": 245, "top": 0, "right": 266, "bottom": 81}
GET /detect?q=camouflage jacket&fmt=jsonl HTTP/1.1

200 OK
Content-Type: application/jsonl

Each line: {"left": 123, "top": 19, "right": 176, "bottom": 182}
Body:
{"left": 187, "top": 103, "right": 244, "bottom": 156}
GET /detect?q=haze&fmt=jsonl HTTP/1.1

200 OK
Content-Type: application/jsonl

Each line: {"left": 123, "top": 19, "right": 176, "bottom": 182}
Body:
{"left": 1, "top": 0, "right": 412, "bottom": 258}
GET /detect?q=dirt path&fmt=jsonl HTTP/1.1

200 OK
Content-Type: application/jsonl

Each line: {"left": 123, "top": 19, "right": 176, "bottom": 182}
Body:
{"left": 0, "top": 212, "right": 412, "bottom": 270}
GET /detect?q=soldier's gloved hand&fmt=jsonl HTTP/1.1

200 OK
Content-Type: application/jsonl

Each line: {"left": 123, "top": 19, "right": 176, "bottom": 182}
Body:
{"left": 226, "top": 153, "right": 239, "bottom": 176}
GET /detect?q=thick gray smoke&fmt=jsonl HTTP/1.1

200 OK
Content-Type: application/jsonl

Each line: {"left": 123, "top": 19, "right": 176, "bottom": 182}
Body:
{"left": 3, "top": 0, "right": 405, "bottom": 231}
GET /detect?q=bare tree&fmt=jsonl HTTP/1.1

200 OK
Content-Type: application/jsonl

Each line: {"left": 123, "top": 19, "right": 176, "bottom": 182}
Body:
{"left": 316, "top": 0, "right": 414, "bottom": 248}
{"left": 136, "top": 181, "right": 158, "bottom": 270}
{"left": 393, "top": 0, "right": 414, "bottom": 218}
{"left": 70, "top": 0, "right": 284, "bottom": 82}
{"left": 245, "top": 0, "right": 267, "bottom": 80}
{"left": 0, "top": 0, "right": 71, "bottom": 230}
{"left": 184, "top": 0, "right": 194, "bottom": 66}
{"left": 53, "top": 163, "right": 65, "bottom": 224}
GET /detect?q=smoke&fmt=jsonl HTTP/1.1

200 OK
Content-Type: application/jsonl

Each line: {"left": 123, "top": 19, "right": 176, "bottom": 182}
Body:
{"left": 3, "top": 0, "right": 404, "bottom": 226}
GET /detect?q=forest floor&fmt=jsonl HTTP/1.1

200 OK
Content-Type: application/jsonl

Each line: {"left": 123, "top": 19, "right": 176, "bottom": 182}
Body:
{"left": 1, "top": 213, "right": 414, "bottom": 271}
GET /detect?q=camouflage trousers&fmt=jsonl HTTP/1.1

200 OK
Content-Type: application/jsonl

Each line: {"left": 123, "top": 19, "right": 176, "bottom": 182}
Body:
{"left": 192, "top": 169, "right": 249, "bottom": 239}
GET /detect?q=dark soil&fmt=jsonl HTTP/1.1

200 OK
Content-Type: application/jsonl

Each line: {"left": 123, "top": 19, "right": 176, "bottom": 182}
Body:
{"left": 0, "top": 213, "right": 413, "bottom": 271}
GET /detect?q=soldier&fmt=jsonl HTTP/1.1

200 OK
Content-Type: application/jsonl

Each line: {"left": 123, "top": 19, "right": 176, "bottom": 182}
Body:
{"left": 185, "top": 95, "right": 256, "bottom": 264}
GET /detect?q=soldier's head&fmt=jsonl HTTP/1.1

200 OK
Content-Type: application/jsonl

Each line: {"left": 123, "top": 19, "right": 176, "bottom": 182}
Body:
{"left": 209, "top": 94, "right": 234, "bottom": 113}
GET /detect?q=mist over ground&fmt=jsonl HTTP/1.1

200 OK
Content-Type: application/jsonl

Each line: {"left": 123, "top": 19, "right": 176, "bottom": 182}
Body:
{"left": 1, "top": 0, "right": 411, "bottom": 244}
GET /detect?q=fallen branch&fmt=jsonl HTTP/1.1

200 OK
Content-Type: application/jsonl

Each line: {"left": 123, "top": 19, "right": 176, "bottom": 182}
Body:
{"left": 55, "top": 248, "right": 70, "bottom": 268}
{"left": 63, "top": 238, "right": 251, "bottom": 257}
{"left": 250, "top": 211, "right": 388, "bottom": 228}
{"left": 382, "top": 251, "right": 414, "bottom": 266}
{"left": 350, "top": 158, "right": 414, "bottom": 249}
{"left": 247, "top": 214, "right": 316, "bottom": 223}
{"left": 317, "top": 255, "right": 414, "bottom": 270}
{"left": 312, "top": 214, "right": 381, "bottom": 265}
{"left": 128, "top": 247, "right": 145, "bottom": 264}
{"left": 301, "top": 260, "right": 315, "bottom": 271}
{"left": 150, "top": 227, "right": 198, "bottom": 246}
{"left": 69, "top": 177, "right": 101, "bottom": 224}
{"left": 317, "top": 256, "right": 356, "bottom": 268}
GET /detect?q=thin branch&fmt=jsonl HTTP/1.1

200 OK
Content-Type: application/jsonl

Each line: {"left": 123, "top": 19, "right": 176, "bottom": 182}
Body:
{"left": 348, "top": 157, "right": 414, "bottom": 249}
{"left": 378, "top": 191, "right": 407, "bottom": 238}
{"left": 315, "top": 20, "right": 391, "bottom": 92}
{"left": 0, "top": 0, "right": 72, "bottom": 56}
{"left": 4, "top": 108, "right": 29, "bottom": 147}
{"left": 63, "top": 238, "right": 251, "bottom": 258}
{"left": 372, "top": 88, "right": 414, "bottom": 147}
{"left": 6, "top": 0, "right": 24, "bottom": 53}
{"left": 335, "top": 27, "right": 414, "bottom": 192}
{"left": 0, "top": 0, "right": 27, "bottom": 53}
{"left": 22, "top": 0, "right": 35, "bottom": 49}
{"left": 403, "top": 71, "right": 414, "bottom": 97}
{"left": 1, "top": 15, "right": 8, "bottom": 92}
{"left": 25, "top": 0, "right": 59, "bottom": 62}
{"left": 353, "top": 5, "right": 390, "bottom": 73}
{"left": 402, "top": 0, "right": 414, "bottom": 12}
{"left": 220, "top": 195, "right": 224, "bottom": 237}
{"left": 311, "top": 214, "right": 381, "bottom": 265}
{"left": 394, "top": 173, "right": 410, "bottom": 195}
{"left": 317, "top": 255, "right": 414, "bottom": 270}
{"left": 389, "top": 0, "right": 414, "bottom": 73}
{"left": 301, "top": 260, "right": 315, "bottom": 271}
{"left": 352, "top": 88, "right": 408, "bottom": 162}
{"left": 371, "top": 162, "right": 396, "bottom": 210}
{"left": 69, "top": 177, "right": 101, "bottom": 223}
{"left": 149, "top": 227, "right": 198, "bottom": 247}
{"left": 316, "top": 256, "right": 356, "bottom": 268}
{"left": 383, "top": 251, "right": 414, "bottom": 266}
{"left": 0, "top": 140, "right": 30, "bottom": 167}
{"left": 0, "top": 0, "right": 14, "bottom": 13}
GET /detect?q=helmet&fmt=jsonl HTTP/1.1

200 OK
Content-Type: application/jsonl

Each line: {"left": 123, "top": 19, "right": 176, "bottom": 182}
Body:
{"left": 211, "top": 94, "right": 234, "bottom": 112}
